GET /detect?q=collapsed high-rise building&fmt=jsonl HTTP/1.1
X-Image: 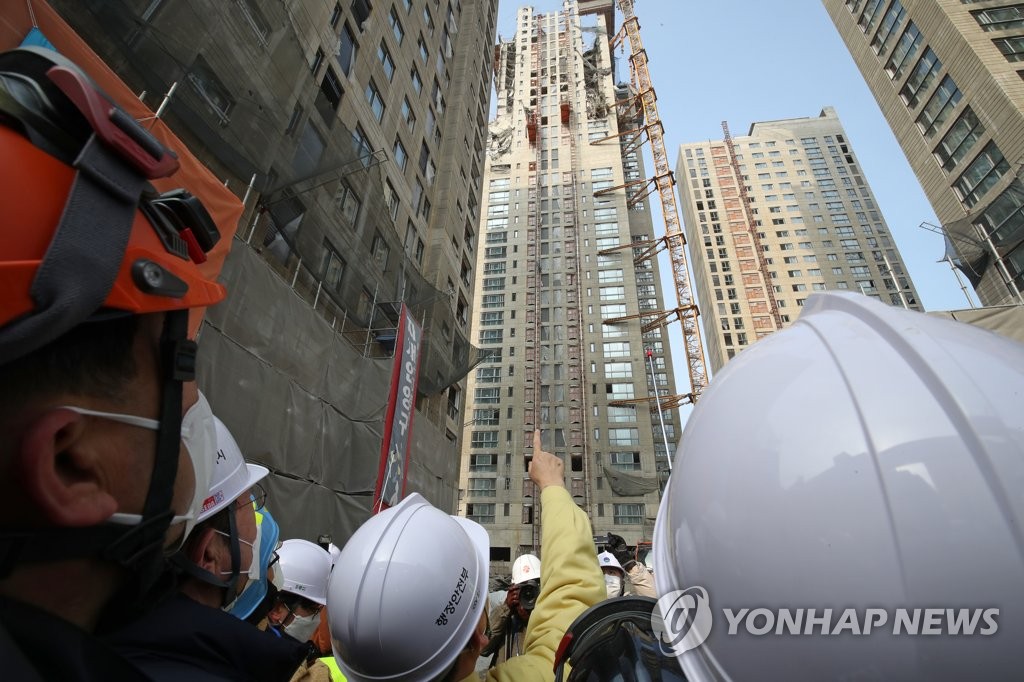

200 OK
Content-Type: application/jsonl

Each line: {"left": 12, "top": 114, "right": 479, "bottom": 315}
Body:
{"left": 458, "top": 0, "right": 682, "bottom": 575}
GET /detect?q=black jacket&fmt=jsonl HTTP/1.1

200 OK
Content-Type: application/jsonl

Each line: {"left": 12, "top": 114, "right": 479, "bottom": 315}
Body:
{"left": 0, "top": 595, "right": 150, "bottom": 681}
{"left": 106, "top": 593, "right": 309, "bottom": 681}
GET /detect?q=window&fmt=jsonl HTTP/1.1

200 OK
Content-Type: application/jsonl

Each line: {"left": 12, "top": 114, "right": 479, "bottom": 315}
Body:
{"left": 186, "top": 55, "right": 234, "bottom": 124}
{"left": 471, "top": 431, "right": 498, "bottom": 448}
{"left": 608, "top": 428, "right": 640, "bottom": 446}
{"left": 885, "top": 22, "right": 922, "bottom": 80}
{"left": 371, "top": 230, "right": 390, "bottom": 268}
{"left": 389, "top": 7, "right": 405, "bottom": 43}
{"left": 973, "top": 6, "right": 1024, "bottom": 32}
{"left": 606, "top": 383, "right": 635, "bottom": 400}
{"left": 610, "top": 452, "right": 641, "bottom": 471}
{"left": 899, "top": 48, "right": 942, "bottom": 108}
{"left": 401, "top": 97, "right": 416, "bottom": 131}
{"left": 378, "top": 41, "right": 396, "bottom": 80}
{"left": 321, "top": 240, "right": 346, "bottom": 291}
{"left": 393, "top": 136, "right": 408, "bottom": 171}
{"left": 418, "top": 36, "right": 429, "bottom": 63}
{"left": 411, "top": 67, "right": 422, "bottom": 94}
{"left": 365, "top": 79, "right": 385, "bottom": 121}
{"left": 976, "top": 179, "right": 1024, "bottom": 249}
{"left": 337, "top": 23, "right": 358, "bottom": 76}
{"left": 329, "top": 2, "right": 342, "bottom": 28}
{"left": 479, "top": 311, "right": 503, "bottom": 327}
{"left": 994, "top": 35, "right": 1024, "bottom": 61}
{"left": 383, "top": 180, "right": 399, "bottom": 222}
{"left": 475, "top": 388, "right": 499, "bottom": 403}
{"left": 468, "top": 478, "right": 496, "bottom": 498}
{"left": 351, "top": 125, "right": 370, "bottom": 162}
{"left": 466, "top": 503, "right": 495, "bottom": 524}
{"left": 470, "top": 453, "right": 497, "bottom": 470}
{"left": 604, "top": 362, "right": 632, "bottom": 378}
{"left": 310, "top": 47, "right": 325, "bottom": 74}
{"left": 613, "top": 503, "right": 644, "bottom": 525}
{"left": 481, "top": 294, "right": 505, "bottom": 308}
{"left": 916, "top": 75, "right": 961, "bottom": 138}
{"left": 870, "top": 0, "right": 905, "bottom": 56}
{"left": 935, "top": 107, "right": 984, "bottom": 171}
{"left": 599, "top": 286, "right": 626, "bottom": 301}
{"left": 335, "top": 180, "right": 361, "bottom": 223}
{"left": 603, "top": 341, "right": 630, "bottom": 357}
{"left": 479, "top": 329, "right": 503, "bottom": 344}
{"left": 954, "top": 141, "right": 1009, "bottom": 208}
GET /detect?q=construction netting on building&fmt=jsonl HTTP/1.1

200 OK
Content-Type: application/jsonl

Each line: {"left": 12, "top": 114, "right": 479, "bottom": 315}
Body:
{"left": 47, "top": 0, "right": 488, "bottom": 538}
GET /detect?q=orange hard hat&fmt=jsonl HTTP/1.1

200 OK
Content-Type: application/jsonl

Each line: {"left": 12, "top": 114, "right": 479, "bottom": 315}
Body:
{"left": 0, "top": 47, "right": 226, "bottom": 363}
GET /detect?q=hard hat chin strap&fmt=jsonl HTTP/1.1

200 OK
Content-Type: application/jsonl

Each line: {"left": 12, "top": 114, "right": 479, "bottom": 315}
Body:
{"left": 0, "top": 311, "right": 189, "bottom": 585}
{"left": 170, "top": 503, "right": 243, "bottom": 608}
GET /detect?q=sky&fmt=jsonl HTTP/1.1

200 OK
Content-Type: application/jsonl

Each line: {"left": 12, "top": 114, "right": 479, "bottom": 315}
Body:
{"left": 492, "top": 0, "right": 980, "bottom": 403}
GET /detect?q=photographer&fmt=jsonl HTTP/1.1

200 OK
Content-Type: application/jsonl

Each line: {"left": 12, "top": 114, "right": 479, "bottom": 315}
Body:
{"left": 481, "top": 555, "right": 541, "bottom": 667}
{"left": 599, "top": 533, "right": 655, "bottom": 599}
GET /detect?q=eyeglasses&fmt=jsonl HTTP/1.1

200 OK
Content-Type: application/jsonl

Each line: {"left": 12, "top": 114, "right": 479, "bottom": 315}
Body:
{"left": 283, "top": 597, "right": 323, "bottom": 619}
{"left": 235, "top": 483, "right": 267, "bottom": 512}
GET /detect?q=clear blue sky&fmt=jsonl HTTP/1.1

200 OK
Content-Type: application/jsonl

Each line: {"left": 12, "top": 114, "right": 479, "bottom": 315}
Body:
{"left": 494, "top": 0, "right": 979, "bottom": 398}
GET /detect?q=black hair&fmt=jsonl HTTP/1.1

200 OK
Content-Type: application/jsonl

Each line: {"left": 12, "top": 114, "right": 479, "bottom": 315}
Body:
{"left": 0, "top": 314, "right": 141, "bottom": 414}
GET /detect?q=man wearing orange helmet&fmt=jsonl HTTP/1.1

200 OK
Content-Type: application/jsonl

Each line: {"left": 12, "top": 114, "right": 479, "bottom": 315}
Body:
{"left": 0, "top": 47, "right": 227, "bottom": 678}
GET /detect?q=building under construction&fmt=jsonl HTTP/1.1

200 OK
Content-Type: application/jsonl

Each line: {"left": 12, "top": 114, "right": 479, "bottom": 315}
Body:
{"left": 459, "top": 0, "right": 684, "bottom": 575}
{"left": 677, "top": 108, "right": 924, "bottom": 374}
{"left": 44, "top": 0, "right": 498, "bottom": 542}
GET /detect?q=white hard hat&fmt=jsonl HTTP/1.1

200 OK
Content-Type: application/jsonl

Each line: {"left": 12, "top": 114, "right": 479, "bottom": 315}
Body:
{"left": 197, "top": 416, "right": 270, "bottom": 523}
{"left": 654, "top": 292, "right": 1024, "bottom": 681}
{"left": 597, "top": 551, "right": 624, "bottom": 574}
{"left": 511, "top": 554, "right": 541, "bottom": 584}
{"left": 328, "top": 493, "right": 489, "bottom": 681}
{"left": 277, "top": 539, "right": 332, "bottom": 606}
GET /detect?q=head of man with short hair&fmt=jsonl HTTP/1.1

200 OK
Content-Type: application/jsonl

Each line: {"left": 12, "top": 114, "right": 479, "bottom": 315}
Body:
{"left": 0, "top": 43, "right": 226, "bottom": 654}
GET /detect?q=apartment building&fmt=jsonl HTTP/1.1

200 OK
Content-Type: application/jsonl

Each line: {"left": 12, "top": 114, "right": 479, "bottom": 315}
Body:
{"left": 677, "top": 108, "right": 923, "bottom": 373}
{"left": 824, "top": 0, "right": 1024, "bottom": 305}
{"left": 459, "top": 0, "right": 680, "bottom": 575}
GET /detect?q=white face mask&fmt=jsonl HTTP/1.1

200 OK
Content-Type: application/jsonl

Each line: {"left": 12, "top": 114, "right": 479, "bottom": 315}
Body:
{"left": 605, "top": 573, "right": 623, "bottom": 599}
{"left": 284, "top": 611, "right": 321, "bottom": 642}
{"left": 60, "top": 404, "right": 198, "bottom": 531}
{"left": 217, "top": 519, "right": 263, "bottom": 583}
{"left": 219, "top": 520, "right": 263, "bottom": 613}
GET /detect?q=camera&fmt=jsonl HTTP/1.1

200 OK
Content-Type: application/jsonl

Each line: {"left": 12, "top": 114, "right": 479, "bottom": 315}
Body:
{"left": 518, "top": 580, "right": 540, "bottom": 611}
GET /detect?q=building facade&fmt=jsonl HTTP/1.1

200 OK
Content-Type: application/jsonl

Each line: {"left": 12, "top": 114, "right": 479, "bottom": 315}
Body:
{"left": 50, "top": 0, "right": 497, "bottom": 539}
{"left": 677, "top": 108, "right": 923, "bottom": 374}
{"left": 824, "top": 0, "right": 1024, "bottom": 306}
{"left": 459, "top": 0, "right": 680, "bottom": 577}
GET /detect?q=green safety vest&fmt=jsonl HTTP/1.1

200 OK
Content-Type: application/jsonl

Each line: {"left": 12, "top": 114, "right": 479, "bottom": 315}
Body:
{"left": 319, "top": 656, "right": 347, "bottom": 682}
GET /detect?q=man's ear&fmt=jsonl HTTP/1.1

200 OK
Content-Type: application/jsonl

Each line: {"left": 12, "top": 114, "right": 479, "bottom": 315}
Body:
{"left": 18, "top": 409, "right": 119, "bottom": 527}
{"left": 187, "top": 526, "right": 223, "bottom": 573}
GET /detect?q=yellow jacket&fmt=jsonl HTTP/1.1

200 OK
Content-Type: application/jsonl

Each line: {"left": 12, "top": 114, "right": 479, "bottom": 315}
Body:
{"left": 467, "top": 486, "right": 605, "bottom": 681}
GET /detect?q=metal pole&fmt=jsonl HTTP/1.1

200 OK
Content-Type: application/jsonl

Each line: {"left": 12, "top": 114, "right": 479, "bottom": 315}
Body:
{"left": 945, "top": 255, "right": 977, "bottom": 309}
{"left": 646, "top": 348, "right": 672, "bottom": 473}
{"left": 241, "top": 173, "right": 257, "bottom": 208}
{"left": 976, "top": 225, "right": 1024, "bottom": 305}
{"left": 881, "top": 252, "right": 909, "bottom": 309}
{"left": 153, "top": 81, "right": 178, "bottom": 119}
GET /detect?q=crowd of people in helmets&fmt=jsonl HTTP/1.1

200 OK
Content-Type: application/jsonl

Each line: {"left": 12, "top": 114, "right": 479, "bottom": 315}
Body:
{"left": 2, "top": 42, "right": 1023, "bottom": 682}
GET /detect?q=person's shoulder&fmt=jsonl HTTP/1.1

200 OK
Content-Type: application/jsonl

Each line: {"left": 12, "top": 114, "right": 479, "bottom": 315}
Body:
{"left": 0, "top": 597, "right": 150, "bottom": 681}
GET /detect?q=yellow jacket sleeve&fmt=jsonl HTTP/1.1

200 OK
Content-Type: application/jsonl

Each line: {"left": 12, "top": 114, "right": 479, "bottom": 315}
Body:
{"left": 474, "top": 486, "right": 605, "bottom": 682}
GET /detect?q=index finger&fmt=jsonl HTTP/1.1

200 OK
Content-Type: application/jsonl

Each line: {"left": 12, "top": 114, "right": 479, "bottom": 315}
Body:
{"left": 533, "top": 429, "right": 541, "bottom": 452}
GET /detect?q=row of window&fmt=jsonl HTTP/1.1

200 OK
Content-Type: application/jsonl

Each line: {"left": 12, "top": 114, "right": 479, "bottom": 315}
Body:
{"left": 466, "top": 502, "right": 643, "bottom": 525}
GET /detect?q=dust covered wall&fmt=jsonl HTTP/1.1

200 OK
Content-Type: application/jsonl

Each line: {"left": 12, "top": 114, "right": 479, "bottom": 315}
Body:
{"left": 198, "top": 244, "right": 461, "bottom": 545}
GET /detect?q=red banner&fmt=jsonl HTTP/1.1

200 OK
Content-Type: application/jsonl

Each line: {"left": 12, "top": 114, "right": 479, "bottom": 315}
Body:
{"left": 372, "top": 304, "right": 422, "bottom": 512}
